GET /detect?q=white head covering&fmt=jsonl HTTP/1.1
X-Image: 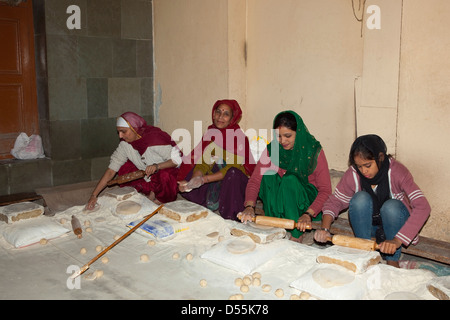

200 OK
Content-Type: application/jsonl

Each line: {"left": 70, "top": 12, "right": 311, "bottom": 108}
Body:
{"left": 116, "top": 116, "right": 130, "bottom": 128}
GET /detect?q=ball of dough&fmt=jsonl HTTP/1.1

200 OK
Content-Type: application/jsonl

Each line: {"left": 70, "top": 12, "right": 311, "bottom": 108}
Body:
{"left": 101, "top": 256, "right": 109, "bottom": 264}
{"left": 252, "top": 278, "right": 261, "bottom": 286}
{"left": 39, "top": 238, "right": 48, "bottom": 245}
{"left": 234, "top": 278, "right": 244, "bottom": 286}
{"left": 95, "top": 245, "right": 103, "bottom": 252}
{"left": 84, "top": 220, "right": 91, "bottom": 227}
{"left": 172, "top": 252, "right": 180, "bottom": 260}
{"left": 80, "top": 247, "right": 87, "bottom": 254}
{"left": 85, "top": 227, "right": 93, "bottom": 233}
{"left": 290, "top": 294, "right": 301, "bottom": 300}
{"left": 262, "top": 284, "right": 271, "bottom": 292}
{"left": 147, "top": 240, "right": 156, "bottom": 246}
{"left": 229, "top": 294, "right": 244, "bottom": 300}
{"left": 243, "top": 275, "right": 252, "bottom": 285}
{"left": 275, "top": 288, "right": 284, "bottom": 298}
{"left": 95, "top": 269, "right": 104, "bottom": 278}
{"left": 218, "top": 235, "right": 225, "bottom": 242}
{"left": 59, "top": 218, "right": 67, "bottom": 224}
{"left": 186, "top": 253, "right": 193, "bottom": 261}
{"left": 200, "top": 279, "right": 207, "bottom": 287}
{"left": 252, "top": 272, "right": 261, "bottom": 279}
{"left": 240, "top": 285, "right": 249, "bottom": 293}
{"left": 140, "top": 254, "right": 149, "bottom": 262}
{"left": 299, "top": 291, "right": 311, "bottom": 300}
{"left": 113, "top": 235, "right": 120, "bottom": 241}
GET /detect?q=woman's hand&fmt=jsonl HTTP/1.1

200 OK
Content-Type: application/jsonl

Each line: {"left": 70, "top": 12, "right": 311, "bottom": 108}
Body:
{"left": 85, "top": 194, "right": 97, "bottom": 210}
{"left": 185, "top": 175, "right": 204, "bottom": 190}
{"left": 145, "top": 164, "right": 159, "bottom": 177}
{"left": 297, "top": 213, "right": 312, "bottom": 232}
{"left": 379, "top": 238, "right": 402, "bottom": 255}
{"left": 177, "top": 180, "right": 189, "bottom": 192}
{"left": 238, "top": 206, "right": 256, "bottom": 223}
{"left": 314, "top": 229, "right": 331, "bottom": 243}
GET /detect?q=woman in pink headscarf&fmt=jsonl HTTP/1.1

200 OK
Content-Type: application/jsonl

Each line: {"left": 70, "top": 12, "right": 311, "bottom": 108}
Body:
{"left": 85, "top": 112, "right": 182, "bottom": 209}
{"left": 177, "top": 100, "right": 255, "bottom": 220}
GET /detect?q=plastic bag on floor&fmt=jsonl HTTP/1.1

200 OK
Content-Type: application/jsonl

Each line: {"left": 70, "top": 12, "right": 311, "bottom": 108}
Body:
{"left": 10, "top": 132, "right": 45, "bottom": 160}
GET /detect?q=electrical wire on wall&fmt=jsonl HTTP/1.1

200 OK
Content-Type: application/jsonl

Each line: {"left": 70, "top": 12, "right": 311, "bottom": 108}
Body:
{"left": 351, "top": 0, "right": 367, "bottom": 37}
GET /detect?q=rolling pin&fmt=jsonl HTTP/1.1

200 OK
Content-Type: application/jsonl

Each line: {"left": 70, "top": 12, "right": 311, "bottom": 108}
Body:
{"left": 242, "top": 215, "right": 312, "bottom": 230}
{"left": 242, "top": 215, "right": 380, "bottom": 251}
{"left": 107, "top": 170, "right": 145, "bottom": 186}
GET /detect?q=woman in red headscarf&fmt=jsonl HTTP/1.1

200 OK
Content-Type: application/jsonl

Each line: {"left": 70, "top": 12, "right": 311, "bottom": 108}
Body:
{"left": 85, "top": 112, "right": 182, "bottom": 209}
{"left": 178, "top": 100, "right": 256, "bottom": 220}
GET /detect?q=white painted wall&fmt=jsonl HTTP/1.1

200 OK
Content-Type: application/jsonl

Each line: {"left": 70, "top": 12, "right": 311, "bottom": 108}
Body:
{"left": 153, "top": 0, "right": 450, "bottom": 242}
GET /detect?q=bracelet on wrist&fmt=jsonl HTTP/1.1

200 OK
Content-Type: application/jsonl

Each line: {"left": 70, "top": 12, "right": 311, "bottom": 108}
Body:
{"left": 303, "top": 212, "right": 314, "bottom": 220}
{"left": 153, "top": 163, "right": 159, "bottom": 172}
{"left": 245, "top": 204, "right": 256, "bottom": 210}
{"left": 320, "top": 227, "right": 331, "bottom": 233}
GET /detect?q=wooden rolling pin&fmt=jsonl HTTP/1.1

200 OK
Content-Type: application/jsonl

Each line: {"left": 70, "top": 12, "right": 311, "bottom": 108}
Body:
{"left": 70, "top": 204, "right": 164, "bottom": 279}
{"left": 107, "top": 170, "right": 145, "bottom": 186}
{"left": 243, "top": 215, "right": 380, "bottom": 251}
{"left": 243, "top": 215, "right": 312, "bottom": 230}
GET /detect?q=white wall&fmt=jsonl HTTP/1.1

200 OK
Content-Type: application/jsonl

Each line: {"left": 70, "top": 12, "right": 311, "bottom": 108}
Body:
{"left": 154, "top": 0, "right": 450, "bottom": 242}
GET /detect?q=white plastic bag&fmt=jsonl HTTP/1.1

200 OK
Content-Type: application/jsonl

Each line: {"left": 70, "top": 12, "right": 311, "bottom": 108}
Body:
{"left": 10, "top": 132, "right": 45, "bottom": 159}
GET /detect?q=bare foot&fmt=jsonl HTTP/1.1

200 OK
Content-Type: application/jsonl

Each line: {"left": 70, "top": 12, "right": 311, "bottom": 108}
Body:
{"left": 289, "top": 234, "right": 304, "bottom": 243}
{"left": 386, "top": 260, "right": 400, "bottom": 268}
{"left": 148, "top": 191, "right": 156, "bottom": 200}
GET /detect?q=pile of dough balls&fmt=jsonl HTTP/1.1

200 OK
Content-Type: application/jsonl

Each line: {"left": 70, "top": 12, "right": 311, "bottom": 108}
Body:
{"left": 231, "top": 272, "right": 265, "bottom": 298}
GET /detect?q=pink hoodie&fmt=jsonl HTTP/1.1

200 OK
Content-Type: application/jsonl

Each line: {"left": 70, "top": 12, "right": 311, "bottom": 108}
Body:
{"left": 323, "top": 158, "right": 431, "bottom": 246}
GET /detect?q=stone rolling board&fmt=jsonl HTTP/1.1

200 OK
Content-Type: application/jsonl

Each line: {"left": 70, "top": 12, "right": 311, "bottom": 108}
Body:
{"left": 0, "top": 202, "right": 45, "bottom": 224}
{"left": 230, "top": 221, "right": 286, "bottom": 244}
{"left": 158, "top": 200, "right": 209, "bottom": 223}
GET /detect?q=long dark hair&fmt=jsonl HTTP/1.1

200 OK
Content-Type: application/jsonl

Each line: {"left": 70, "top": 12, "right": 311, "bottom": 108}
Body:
{"left": 348, "top": 134, "right": 391, "bottom": 168}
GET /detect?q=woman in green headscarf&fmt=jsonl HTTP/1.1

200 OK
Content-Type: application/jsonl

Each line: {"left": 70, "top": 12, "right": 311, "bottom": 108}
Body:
{"left": 239, "top": 111, "right": 332, "bottom": 241}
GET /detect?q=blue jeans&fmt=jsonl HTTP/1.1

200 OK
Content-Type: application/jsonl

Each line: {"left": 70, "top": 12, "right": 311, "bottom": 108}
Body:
{"left": 348, "top": 191, "right": 409, "bottom": 261}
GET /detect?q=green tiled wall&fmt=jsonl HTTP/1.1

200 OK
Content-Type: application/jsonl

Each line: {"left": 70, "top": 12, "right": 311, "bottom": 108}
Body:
{"left": 0, "top": 0, "right": 154, "bottom": 196}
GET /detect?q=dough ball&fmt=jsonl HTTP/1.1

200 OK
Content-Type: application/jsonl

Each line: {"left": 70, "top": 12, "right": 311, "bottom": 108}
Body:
{"left": 243, "top": 275, "right": 252, "bottom": 285}
{"left": 200, "top": 279, "right": 207, "bottom": 287}
{"left": 218, "top": 235, "right": 225, "bottom": 242}
{"left": 229, "top": 294, "right": 244, "bottom": 300}
{"left": 240, "top": 285, "right": 249, "bottom": 293}
{"left": 186, "top": 253, "right": 193, "bottom": 261}
{"left": 299, "top": 291, "right": 311, "bottom": 300}
{"left": 101, "top": 256, "right": 109, "bottom": 264}
{"left": 147, "top": 240, "right": 156, "bottom": 246}
{"left": 262, "top": 284, "right": 271, "bottom": 292}
{"left": 252, "top": 272, "right": 261, "bottom": 279}
{"left": 59, "top": 218, "right": 67, "bottom": 224}
{"left": 84, "top": 220, "right": 90, "bottom": 227}
{"left": 140, "top": 254, "right": 149, "bottom": 262}
{"left": 113, "top": 235, "right": 120, "bottom": 241}
{"left": 39, "top": 238, "right": 48, "bottom": 245}
{"left": 95, "top": 269, "right": 104, "bottom": 278}
{"left": 252, "top": 278, "right": 261, "bottom": 286}
{"left": 95, "top": 245, "right": 103, "bottom": 252}
{"left": 80, "top": 247, "right": 87, "bottom": 255}
{"left": 85, "top": 227, "right": 93, "bottom": 233}
{"left": 172, "top": 252, "right": 180, "bottom": 260}
{"left": 84, "top": 272, "right": 97, "bottom": 281}
{"left": 275, "top": 288, "right": 284, "bottom": 298}
{"left": 234, "top": 278, "right": 244, "bottom": 287}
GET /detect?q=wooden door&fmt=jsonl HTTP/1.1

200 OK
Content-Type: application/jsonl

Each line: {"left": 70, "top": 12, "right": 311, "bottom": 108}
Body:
{"left": 0, "top": 1, "right": 38, "bottom": 159}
